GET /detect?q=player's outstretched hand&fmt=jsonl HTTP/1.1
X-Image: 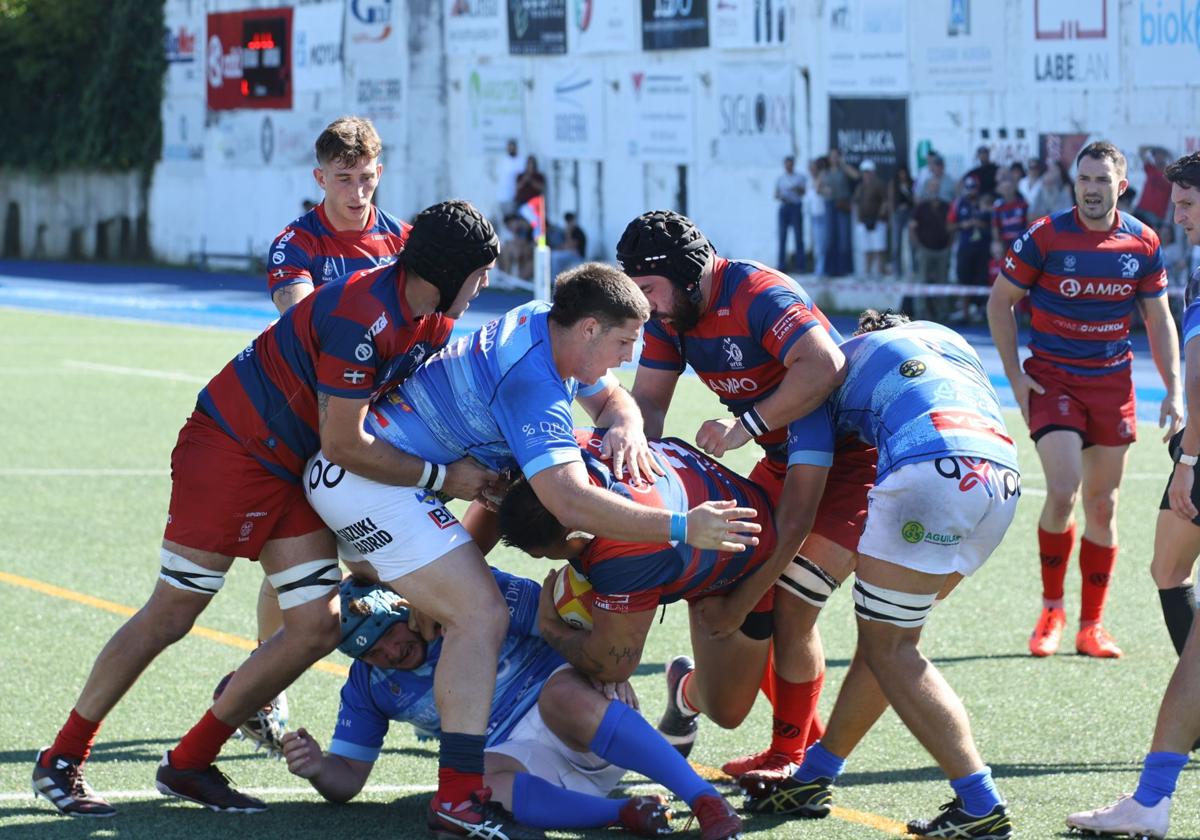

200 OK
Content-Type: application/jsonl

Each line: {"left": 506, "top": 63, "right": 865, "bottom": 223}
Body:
{"left": 1169, "top": 463, "right": 1199, "bottom": 521}
{"left": 281, "top": 728, "right": 323, "bottom": 779}
{"left": 1011, "top": 372, "right": 1044, "bottom": 427}
{"left": 442, "top": 458, "right": 500, "bottom": 501}
{"left": 693, "top": 593, "right": 746, "bottom": 640}
{"left": 685, "top": 499, "right": 760, "bottom": 552}
{"left": 1161, "top": 393, "right": 1184, "bottom": 443}
{"left": 599, "top": 423, "right": 663, "bottom": 483}
{"left": 695, "top": 417, "right": 752, "bottom": 458}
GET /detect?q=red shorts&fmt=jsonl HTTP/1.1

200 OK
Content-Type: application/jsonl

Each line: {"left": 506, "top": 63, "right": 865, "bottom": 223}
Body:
{"left": 164, "top": 410, "right": 327, "bottom": 557}
{"left": 750, "top": 440, "right": 875, "bottom": 554}
{"left": 1025, "top": 356, "right": 1136, "bottom": 447}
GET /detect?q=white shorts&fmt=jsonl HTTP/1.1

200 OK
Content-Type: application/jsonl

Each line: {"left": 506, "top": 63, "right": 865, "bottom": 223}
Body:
{"left": 856, "top": 220, "right": 887, "bottom": 252}
{"left": 302, "top": 451, "right": 472, "bottom": 583}
{"left": 857, "top": 457, "right": 1020, "bottom": 577}
{"left": 487, "top": 672, "right": 625, "bottom": 797}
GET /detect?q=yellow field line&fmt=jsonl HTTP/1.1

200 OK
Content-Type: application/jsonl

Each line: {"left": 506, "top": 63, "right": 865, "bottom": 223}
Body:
{"left": 0, "top": 570, "right": 348, "bottom": 678}
{"left": 1, "top": 569, "right": 909, "bottom": 835}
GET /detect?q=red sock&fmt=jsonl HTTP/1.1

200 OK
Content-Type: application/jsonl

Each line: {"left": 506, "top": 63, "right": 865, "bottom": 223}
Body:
{"left": 45, "top": 709, "right": 102, "bottom": 766}
{"left": 169, "top": 709, "right": 237, "bottom": 771}
{"left": 759, "top": 643, "right": 776, "bottom": 704}
{"left": 770, "top": 671, "right": 824, "bottom": 758}
{"left": 1079, "top": 538, "right": 1118, "bottom": 625}
{"left": 437, "top": 768, "right": 484, "bottom": 806}
{"left": 1038, "top": 524, "right": 1075, "bottom": 603}
{"left": 806, "top": 710, "right": 825, "bottom": 748}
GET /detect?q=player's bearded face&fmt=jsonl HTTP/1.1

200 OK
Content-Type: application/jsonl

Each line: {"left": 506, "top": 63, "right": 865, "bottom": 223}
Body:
{"left": 660, "top": 283, "right": 702, "bottom": 332}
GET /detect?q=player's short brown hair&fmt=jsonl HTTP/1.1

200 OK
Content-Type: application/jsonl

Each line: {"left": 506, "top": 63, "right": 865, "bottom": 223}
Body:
{"left": 1075, "top": 141, "right": 1127, "bottom": 178}
{"left": 1165, "top": 152, "right": 1200, "bottom": 191}
{"left": 315, "top": 116, "right": 382, "bottom": 168}
{"left": 549, "top": 262, "right": 651, "bottom": 329}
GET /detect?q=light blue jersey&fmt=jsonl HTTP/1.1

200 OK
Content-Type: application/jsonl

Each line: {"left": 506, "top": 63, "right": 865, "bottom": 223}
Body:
{"left": 366, "top": 301, "right": 613, "bottom": 478}
{"left": 789, "top": 322, "right": 1017, "bottom": 481}
{"left": 1182, "top": 266, "right": 1200, "bottom": 347}
{"left": 328, "top": 570, "right": 564, "bottom": 763}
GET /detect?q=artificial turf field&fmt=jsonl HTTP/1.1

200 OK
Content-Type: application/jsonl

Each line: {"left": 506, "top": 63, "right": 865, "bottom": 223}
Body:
{"left": 0, "top": 306, "right": 1196, "bottom": 839}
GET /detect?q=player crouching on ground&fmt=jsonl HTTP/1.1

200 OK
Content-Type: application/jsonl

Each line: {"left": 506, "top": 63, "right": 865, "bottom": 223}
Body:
{"left": 498, "top": 428, "right": 785, "bottom": 840}
{"left": 282, "top": 574, "right": 730, "bottom": 837}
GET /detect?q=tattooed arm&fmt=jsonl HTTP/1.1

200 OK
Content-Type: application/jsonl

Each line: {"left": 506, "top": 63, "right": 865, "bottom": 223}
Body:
{"left": 535, "top": 575, "right": 657, "bottom": 682}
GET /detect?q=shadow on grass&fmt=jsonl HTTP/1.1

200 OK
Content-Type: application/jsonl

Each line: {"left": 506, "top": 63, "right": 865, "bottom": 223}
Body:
{"left": 0, "top": 792, "right": 432, "bottom": 839}
{"left": 0, "top": 740, "right": 177, "bottom": 768}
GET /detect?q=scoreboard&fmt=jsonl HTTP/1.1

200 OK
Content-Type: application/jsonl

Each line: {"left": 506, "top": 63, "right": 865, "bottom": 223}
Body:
{"left": 207, "top": 8, "right": 293, "bottom": 110}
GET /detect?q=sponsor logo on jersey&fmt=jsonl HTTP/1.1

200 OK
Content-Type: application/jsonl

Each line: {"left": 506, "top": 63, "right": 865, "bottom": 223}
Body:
{"left": 1064, "top": 254, "right": 1077, "bottom": 272}
{"left": 771, "top": 307, "right": 804, "bottom": 341}
{"left": 354, "top": 342, "right": 374, "bottom": 362}
{"left": 709, "top": 375, "right": 758, "bottom": 395}
{"left": 899, "top": 359, "right": 926, "bottom": 378}
{"left": 336, "top": 516, "right": 395, "bottom": 553}
{"left": 929, "top": 411, "right": 1014, "bottom": 444}
{"left": 1118, "top": 253, "right": 1139, "bottom": 279}
{"left": 1059, "top": 278, "right": 1081, "bottom": 297}
{"left": 367, "top": 313, "right": 388, "bottom": 338}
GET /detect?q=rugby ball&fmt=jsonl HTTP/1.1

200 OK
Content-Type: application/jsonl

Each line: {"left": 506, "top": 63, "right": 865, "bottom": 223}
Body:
{"left": 552, "top": 565, "right": 595, "bottom": 630}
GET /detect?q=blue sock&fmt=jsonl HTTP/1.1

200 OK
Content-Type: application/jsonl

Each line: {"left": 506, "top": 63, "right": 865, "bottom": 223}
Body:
{"left": 794, "top": 741, "right": 846, "bottom": 783}
{"left": 949, "top": 767, "right": 1002, "bottom": 817}
{"left": 589, "top": 699, "right": 716, "bottom": 807}
{"left": 511, "top": 772, "right": 623, "bottom": 828}
{"left": 1133, "top": 752, "right": 1189, "bottom": 807}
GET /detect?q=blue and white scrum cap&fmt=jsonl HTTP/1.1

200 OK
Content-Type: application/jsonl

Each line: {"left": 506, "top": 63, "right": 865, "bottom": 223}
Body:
{"left": 338, "top": 578, "right": 410, "bottom": 659}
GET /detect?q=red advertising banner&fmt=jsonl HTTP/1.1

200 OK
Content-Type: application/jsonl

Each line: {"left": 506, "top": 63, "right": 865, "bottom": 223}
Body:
{"left": 206, "top": 7, "right": 293, "bottom": 110}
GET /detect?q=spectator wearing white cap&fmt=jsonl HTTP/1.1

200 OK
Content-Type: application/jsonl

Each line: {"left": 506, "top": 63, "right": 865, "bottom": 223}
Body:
{"left": 852, "top": 159, "right": 889, "bottom": 277}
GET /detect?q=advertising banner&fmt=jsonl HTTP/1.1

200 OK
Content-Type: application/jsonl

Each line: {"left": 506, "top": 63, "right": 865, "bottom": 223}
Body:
{"left": 293, "top": 1, "right": 343, "bottom": 92}
{"left": 713, "top": 63, "right": 793, "bottom": 165}
{"left": 1131, "top": 0, "right": 1200, "bottom": 86}
{"left": 711, "top": 0, "right": 791, "bottom": 49}
{"left": 507, "top": 0, "right": 567, "bottom": 55}
{"left": 463, "top": 64, "right": 525, "bottom": 155}
{"left": 206, "top": 7, "right": 294, "bottom": 110}
{"left": 910, "top": 0, "right": 1005, "bottom": 92}
{"left": 445, "top": 0, "right": 507, "bottom": 56}
{"left": 162, "top": 96, "right": 205, "bottom": 162}
{"left": 619, "top": 67, "right": 696, "bottom": 162}
{"left": 163, "top": 0, "right": 203, "bottom": 97}
{"left": 569, "top": 0, "right": 638, "bottom": 54}
{"left": 345, "top": 0, "right": 404, "bottom": 124}
{"left": 829, "top": 97, "right": 908, "bottom": 182}
{"left": 1023, "top": 0, "right": 1118, "bottom": 89}
{"left": 822, "top": 0, "right": 907, "bottom": 93}
{"left": 641, "top": 0, "right": 709, "bottom": 51}
{"left": 540, "top": 63, "right": 605, "bottom": 160}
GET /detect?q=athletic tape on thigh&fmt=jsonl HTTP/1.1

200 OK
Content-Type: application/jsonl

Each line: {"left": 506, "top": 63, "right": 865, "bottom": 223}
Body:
{"left": 159, "top": 548, "right": 226, "bottom": 596}
{"left": 268, "top": 559, "right": 341, "bottom": 610}
{"left": 851, "top": 577, "right": 936, "bottom": 628}
{"left": 777, "top": 554, "right": 839, "bottom": 608}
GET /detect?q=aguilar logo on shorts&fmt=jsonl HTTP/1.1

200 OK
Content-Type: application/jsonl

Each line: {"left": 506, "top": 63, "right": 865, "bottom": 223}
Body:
{"left": 901, "top": 521, "right": 925, "bottom": 543}
{"left": 899, "top": 359, "right": 926, "bottom": 378}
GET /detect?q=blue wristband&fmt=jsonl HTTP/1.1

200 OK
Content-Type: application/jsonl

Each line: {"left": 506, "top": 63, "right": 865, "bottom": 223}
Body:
{"left": 669, "top": 511, "right": 687, "bottom": 543}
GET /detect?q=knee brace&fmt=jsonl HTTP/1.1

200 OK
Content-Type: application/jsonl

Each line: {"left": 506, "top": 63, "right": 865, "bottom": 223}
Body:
{"left": 777, "top": 554, "right": 839, "bottom": 609}
{"left": 852, "top": 577, "right": 937, "bottom": 628}
{"left": 268, "top": 559, "right": 341, "bottom": 610}
{"left": 159, "top": 548, "right": 226, "bottom": 596}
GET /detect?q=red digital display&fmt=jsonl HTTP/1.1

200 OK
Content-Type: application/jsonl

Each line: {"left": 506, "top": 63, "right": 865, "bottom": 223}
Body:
{"left": 206, "top": 8, "right": 292, "bottom": 111}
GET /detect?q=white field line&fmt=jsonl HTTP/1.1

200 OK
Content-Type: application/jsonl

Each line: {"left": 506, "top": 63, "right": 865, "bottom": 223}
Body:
{"left": 62, "top": 359, "right": 208, "bottom": 384}
{"left": 3, "top": 784, "right": 433, "bottom": 801}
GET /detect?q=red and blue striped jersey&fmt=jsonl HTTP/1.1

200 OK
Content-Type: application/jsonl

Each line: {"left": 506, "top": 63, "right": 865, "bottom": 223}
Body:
{"left": 638, "top": 257, "right": 841, "bottom": 462}
{"left": 198, "top": 262, "right": 452, "bottom": 481}
{"left": 992, "top": 197, "right": 1028, "bottom": 246}
{"left": 1000, "top": 208, "right": 1166, "bottom": 375}
{"left": 569, "top": 429, "right": 776, "bottom": 614}
{"left": 266, "top": 203, "right": 411, "bottom": 296}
